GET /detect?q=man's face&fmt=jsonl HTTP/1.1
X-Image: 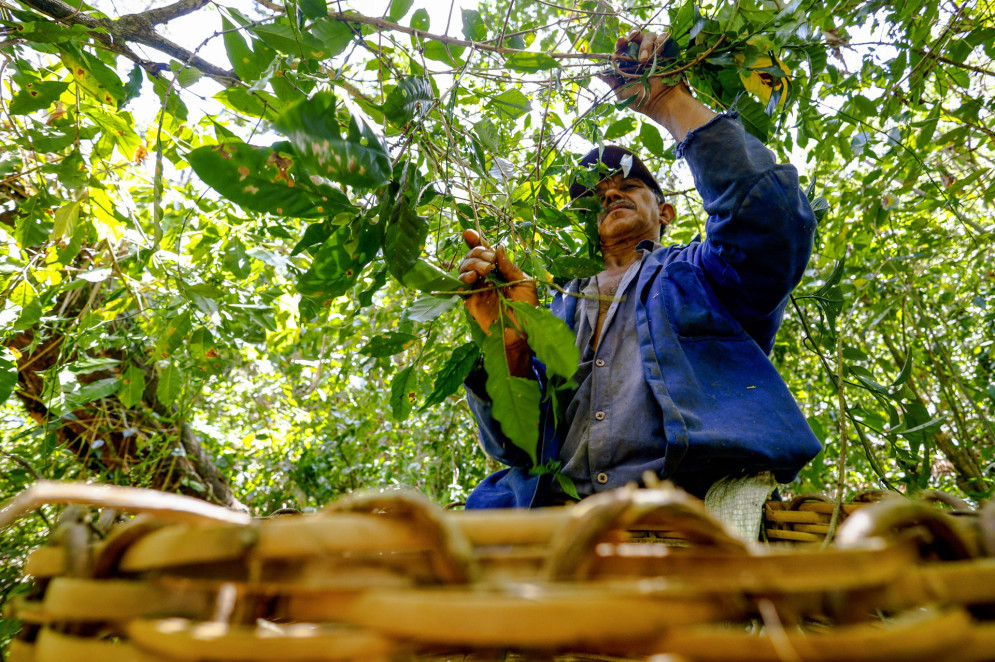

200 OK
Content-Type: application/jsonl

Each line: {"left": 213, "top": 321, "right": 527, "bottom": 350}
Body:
{"left": 594, "top": 173, "right": 672, "bottom": 246}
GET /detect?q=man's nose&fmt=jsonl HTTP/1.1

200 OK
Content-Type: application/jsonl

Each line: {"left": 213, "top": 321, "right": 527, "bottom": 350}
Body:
{"left": 602, "top": 186, "right": 623, "bottom": 204}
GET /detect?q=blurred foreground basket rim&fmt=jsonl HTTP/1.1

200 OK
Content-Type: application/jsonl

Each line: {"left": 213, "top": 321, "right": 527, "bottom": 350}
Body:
{"left": 4, "top": 481, "right": 995, "bottom": 661}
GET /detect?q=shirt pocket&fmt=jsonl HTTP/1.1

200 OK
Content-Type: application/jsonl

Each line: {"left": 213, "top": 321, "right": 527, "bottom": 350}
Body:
{"left": 657, "top": 261, "right": 747, "bottom": 340}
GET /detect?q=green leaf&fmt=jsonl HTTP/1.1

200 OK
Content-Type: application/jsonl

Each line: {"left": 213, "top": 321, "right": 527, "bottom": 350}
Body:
{"left": 384, "top": 197, "right": 428, "bottom": 281}
{"left": 390, "top": 365, "right": 417, "bottom": 421}
{"left": 505, "top": 52, "right": 559, "bottom": 73}
{"left": 555, "top": 472, "right": 580, "bottom": 500}
{"left": 299, "top": 0, "right": 327, "bottom": 19}
{"left": 310, "top": 18, "right": 354, "bottom": 57}
{"left": 121, "top": 65, "right": 143, "bottom": 106}
{"left": 215, "top": 87, "right": 281, "bottom": 120}
{"left": 604, "top": 117, "right": 636, "bottom": 140}
{"left": 734, "top": 94, "right": 771, "bottom": 143}
{"left": 58, "top": 45, "right": 125, "bottom": 107}
{"left": 73, "top": 377, "right": 120, "bottom": 406}
{"left": 89, "top": 108, "right": 142, "bottom": 160}
{"left": 56, "top": 149, "right": 87, "bottom": 190}
{"left": 410, "top": 8, "right": 430, "bottom": 31}
{"left": 483, "top": 330, "right": 541, "bottom": 465}
{"left": 52, "top": 201, "right": 79, "bottom": 242}
{"left": 0, "top": 347, "right": 17, "bottom": 406}
{"left": 68, "top": 357, "right": 119, "bottom": 375}
{"left": 506, "top": 301, "right": 579, "bottom": 380}
{"left": 14, "top": 21, "right": 94, "bottom": 44}
{"left": 222, "top": 16, "right": 274, "bottom": 82}
{"left": 188, "top": 139, "right": 351, "bottom": 218}
{"left": 891, "top": 354, "right": 913, "bottom": 388}
{"left": 424, "top": 41, "right": 465, "bottom": 65}
{"left": 9, "top": 81, "right": 69, "bottom": 115}
{"left": 407, "top": 296, "right": 458, "bottom": 322}
{"left": 549, "top": 256, "right": 602, "bottom": 279}
{"left": 153, "top": 311, "right": 192, "bottom": 360}
{"left": 251, "top": 22, "right": 328, "bottom": 59}
{"left": 423, "top": 342, "right": 480, "bottom": 408}
{"left": 360, "top": 332, "right": 418, "bottom": 358}
{"left": 169, "top": 60, "right": 202, "bottom": 88}
{"left": 473, "top": 119, "right": 500, "bottom": 152}
{"left": 401, "top": 259, "right": 467, "bottom": 294}
{"left": 389, "top": 0, "right": 414, "bottom": 21}
{"left": 491, "top": 89, "right": 532, "bottom": 120}
{"left": 461, "top": 9, "right": 487, "bottom": 40}
{"left": 156, "top": 363, "right": 183, "bottom": 407}
{"left": 639, "top": 123, "right": 664, "bottom": 158}
{"left": 896, "top": 416, "right": 945, "bottom": 437}
{"left": 295, "top": 225, "right": 364, "bottom": 300}
{"left": 273, "top": 92, "right": 391, "bottom": 188}
{"left": 381, "top": 76, "right": 434, "bottom": 127}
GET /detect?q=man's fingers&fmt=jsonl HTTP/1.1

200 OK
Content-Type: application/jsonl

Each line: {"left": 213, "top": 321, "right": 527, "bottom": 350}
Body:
{"left": 494, "top": 246, "right": 526, "bottom": 282}
{"left": 639, "top": 31, "right": 659, "bottom": 62}
{"left": 462, "top": 229, "right": 481, "bottom": 249}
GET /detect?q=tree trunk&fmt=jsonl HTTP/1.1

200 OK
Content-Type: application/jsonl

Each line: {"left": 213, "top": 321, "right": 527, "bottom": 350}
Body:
{"left": 6, "top": 287, "right": 248, "bottom": 513}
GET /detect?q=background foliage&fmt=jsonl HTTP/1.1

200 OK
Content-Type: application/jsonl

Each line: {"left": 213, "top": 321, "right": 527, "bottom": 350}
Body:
{"left": 0, "top": 0, "right": 993, "bottom": 645}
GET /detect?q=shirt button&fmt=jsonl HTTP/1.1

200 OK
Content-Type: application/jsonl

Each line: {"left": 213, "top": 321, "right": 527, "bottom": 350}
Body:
{"left": 595, "top": 358, "right": 606, "bottom": 367}
{"left": 597, "top": 472, "right": 609, "bottom": 484}
{"left": 594, "top": 411, "right": 606, "bottom": 421}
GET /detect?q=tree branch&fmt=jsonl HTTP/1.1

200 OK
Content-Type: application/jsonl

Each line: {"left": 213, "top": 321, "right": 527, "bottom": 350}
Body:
{"left": 911, "top": 48, "right": 995, "bottom": 78}
{"left": 123, "top": 0, "right": 211, "bottom": 26}
{"left": 16, "top": 0, "right": 239, "bottom": 84}
{"left": 325, "top": 11, "right": 614, "bottom": 60}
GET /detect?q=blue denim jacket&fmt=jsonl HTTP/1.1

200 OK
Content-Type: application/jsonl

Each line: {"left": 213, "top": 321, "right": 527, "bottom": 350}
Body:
{"left": 464, "top": 113, "right": 821, "bottom": 509}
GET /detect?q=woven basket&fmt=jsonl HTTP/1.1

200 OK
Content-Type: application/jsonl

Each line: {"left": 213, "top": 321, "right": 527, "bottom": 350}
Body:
{"left": 3, "top": 482, "right": 995, "bottom": 661}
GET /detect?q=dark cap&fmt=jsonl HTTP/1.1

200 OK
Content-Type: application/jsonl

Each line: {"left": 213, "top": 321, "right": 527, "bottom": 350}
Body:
{"left": 568, "top": 145, "right": 663, "bottom": 201}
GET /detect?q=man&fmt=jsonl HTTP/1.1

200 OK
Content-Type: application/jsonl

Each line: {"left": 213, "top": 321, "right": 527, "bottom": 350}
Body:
{"left": 458, "top": 30, "right": 821, "bottom": 509}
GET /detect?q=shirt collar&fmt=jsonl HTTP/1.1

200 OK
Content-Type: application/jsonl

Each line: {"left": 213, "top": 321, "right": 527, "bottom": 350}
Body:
{"left": 636, "top": 239, "right": 662, "bottom": 253}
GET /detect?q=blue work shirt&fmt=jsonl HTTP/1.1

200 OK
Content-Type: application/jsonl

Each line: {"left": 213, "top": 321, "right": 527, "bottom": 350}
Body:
{"left": 464, "top": 112, "right": 822, "bottom": 509}
{"left": 552, "top": 247, "right": 672, "bottom": 500}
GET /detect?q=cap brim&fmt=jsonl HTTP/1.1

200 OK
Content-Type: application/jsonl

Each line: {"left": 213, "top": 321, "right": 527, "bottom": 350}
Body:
{"left": 568, "top": 145, "right": 663, "bottom": 201}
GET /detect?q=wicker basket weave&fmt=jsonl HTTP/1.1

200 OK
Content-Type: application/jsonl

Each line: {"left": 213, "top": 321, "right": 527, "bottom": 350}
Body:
{"left": 3, "top": 481, "right": 995, "bottom": 661}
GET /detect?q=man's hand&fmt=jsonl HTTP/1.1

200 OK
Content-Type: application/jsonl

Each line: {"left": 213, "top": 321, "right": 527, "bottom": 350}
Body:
{"left": 458, "top": 229, "right": 538, "bottom": 376}
{"left": 600, "top": 29, "right": 716, "bottom": 142}
{"left": 599, "top": 29, "right": 688, "bottom": 117}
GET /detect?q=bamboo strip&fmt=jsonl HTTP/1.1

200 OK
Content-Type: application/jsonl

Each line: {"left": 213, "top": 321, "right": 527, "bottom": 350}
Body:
{"left": 23, "top": 546, "right": 65, "bottom": 578}
{"left": 118, "top": 515, "right": 430, "bottom": 572}
{"left": 765, "top": 509, "right": 832, "bottom": 524}
{"left": 126, "top": 619, "right": 397, "bottom": 661}
{"left": 646, "top": 607, "right": 974, "bottom": 662}
{"left": 764, "top": 529, "right": 824, "bottom": 542}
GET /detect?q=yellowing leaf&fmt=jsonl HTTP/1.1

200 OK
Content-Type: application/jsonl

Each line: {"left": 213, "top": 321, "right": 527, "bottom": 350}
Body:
{"left": 735, "top": 52, "right": 791, "bottom": 109}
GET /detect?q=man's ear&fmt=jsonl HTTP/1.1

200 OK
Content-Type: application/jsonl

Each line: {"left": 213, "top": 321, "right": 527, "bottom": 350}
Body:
{"left": 659, "top": 202, "right": 676, "bottom": 227}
